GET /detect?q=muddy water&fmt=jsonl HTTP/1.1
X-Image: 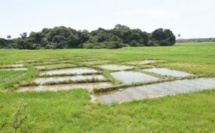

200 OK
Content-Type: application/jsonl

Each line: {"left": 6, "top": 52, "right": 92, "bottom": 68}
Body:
{"left": 40, "top": 68, "right": 99, "bottom": 76}
{"left": 34, "top": 75, "right": 106, "bottom": 84}
{"left": 0, "top": 68, "right": 28, "bottom": 71}
{"left": 143, "top": 68, "right": 192, "bottom": 77}
{"left": 111, "top": 71, "right": 159, "bottom": 85}
{"left": 126, "top": 60, "right": 157, "bottom": 65}
{"left": 83, "top": 60, "right": 110, "bottom": 65}
{"left": 0, "top": 64, "right": 27, "bottom": 71}
{"left": 36, "top": 66, "right": 46, "bottom": 70}
{"left": 35, "top": 64, "right": 76, "bottom": 70}
{"left": 99, "top": 64, "right": 134, "bottom": 71}
{"left": 18, "top": 82, "right": 113, "bottom": 92}
{"left": 97, "top": 78, "right": 215, "bottom": 104}
{"left": 0, "top": 64, "right": 24, "bottom": 68}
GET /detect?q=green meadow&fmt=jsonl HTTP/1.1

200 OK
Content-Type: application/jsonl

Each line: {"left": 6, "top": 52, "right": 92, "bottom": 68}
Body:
{"left": 0, "top": 42, "right": 215, "bottom": 132}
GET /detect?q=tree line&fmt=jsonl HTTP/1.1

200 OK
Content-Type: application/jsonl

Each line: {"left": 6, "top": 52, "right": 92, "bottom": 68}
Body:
{"left": 0, "top": 24, "right": 176, "bottom": 49}
{"left": 177, "top": 38, "right": 215, "bottom": 43}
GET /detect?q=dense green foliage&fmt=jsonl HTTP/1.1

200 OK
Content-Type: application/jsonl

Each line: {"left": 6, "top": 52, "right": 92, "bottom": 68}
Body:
{"left": 0, "top": 24, "right": 176, "bottom": 49}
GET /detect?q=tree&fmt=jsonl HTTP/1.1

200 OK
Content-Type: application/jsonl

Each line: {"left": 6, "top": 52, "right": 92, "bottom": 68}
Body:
{"left": 114, "top": 24, "right": 130, "bottom": 30}
{"left": 68, "top": 34, "right": 79, "bottom": 48}
{"left": 0, "top": 25, "right": 176, "bottom": 49}
{"left": 20, "top": 32, "right": 27, "bottom": 39}
{"left": 151, "top": 28, "right": 176, "bottom": 46}
{"left": 7, "top": 35, "right": 11, "bottom": 39}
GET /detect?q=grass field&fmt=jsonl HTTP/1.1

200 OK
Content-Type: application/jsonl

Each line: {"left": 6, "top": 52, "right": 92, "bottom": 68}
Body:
{"left": 0, "top": 42, "right": 215, "bottom": 132}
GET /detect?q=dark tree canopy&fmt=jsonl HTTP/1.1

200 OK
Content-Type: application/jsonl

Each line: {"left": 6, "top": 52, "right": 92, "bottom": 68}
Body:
{"left": 0, "top": 25, "right": 176, "bottom": 49}
{"left": 151, "top": 28, "right": 176, "bottom": 46}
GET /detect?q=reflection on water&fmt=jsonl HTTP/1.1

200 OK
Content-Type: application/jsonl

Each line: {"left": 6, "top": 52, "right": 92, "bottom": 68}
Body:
{"left": 111, "top": 71, "right": 159, "bottom": 85}
{"left": 98, "top": 78, "right": 215, "bottom": 104}
{"left": 143, "top": 68, "right": 192, "bottom": 77}
{"left": 34, "top": 75, "right": 106, "bottom": 84}
{"left": 40, "top": 68, "right": 99, "bottom": 76}
{"left": 18, "top": 82, "right": 113, "bottom": 92}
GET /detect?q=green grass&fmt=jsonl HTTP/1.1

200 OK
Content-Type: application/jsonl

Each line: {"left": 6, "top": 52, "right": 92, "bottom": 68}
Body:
{"left": 0, "top": 42, "right": 215, "bottom": 132}
{"left": 0, "top": 66, "right": 37, "bottom": 91}
{"left": 0, "top": 90, "right": 215, "bottom": 132}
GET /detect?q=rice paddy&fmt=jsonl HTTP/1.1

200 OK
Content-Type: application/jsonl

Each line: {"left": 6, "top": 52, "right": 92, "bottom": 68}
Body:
{"left": 0, "top": 42, "right": 215, "bottom": 132}
{"left": 0, "top": 55, "right": 213, "bottom": 103}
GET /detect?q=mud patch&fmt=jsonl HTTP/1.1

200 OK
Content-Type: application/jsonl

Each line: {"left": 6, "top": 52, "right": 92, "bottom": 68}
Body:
{"left": 0, "top": 64, "right": 24, "bottom": 68}
{"left": 0, "top": 68, "right": 28, "bottom": 71}
{"left": 36, "top": 66, "right": 46, "bottom": 70}
{"left": 126, "top": 60, "right": 157, "bottom": 65}
{"left": 83, "top": 60, "right": 110, "bottom": 65}
{"left": 98, "top": 64, "right": 134, "bottom": 71}
{"left": 35, "top": 64, "right": 76, "bottom": 70}
{"left": 18, "top": 82, "right": 113, "bottom": 92}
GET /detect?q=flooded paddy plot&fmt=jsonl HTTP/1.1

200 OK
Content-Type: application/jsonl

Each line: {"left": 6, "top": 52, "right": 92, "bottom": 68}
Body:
{"left": 97, "top": 78, "right": 215, "bottom": 104}
{"left": 34, "top": 75, "right": 106, "bottom": 85}
{"left": 40, "top": 68, "right": 99, "bottom": 76}
{"left": 18, "top": 82, "right": 112, "bottom": 92}
{"left": 143, "top": 68, "right": 192, "bottom": 77}
{"left": 110, "top": 71, "right": 159, "bottom": 85}
{"left": 98, "top": 64, "right": 134, "bottom": 71}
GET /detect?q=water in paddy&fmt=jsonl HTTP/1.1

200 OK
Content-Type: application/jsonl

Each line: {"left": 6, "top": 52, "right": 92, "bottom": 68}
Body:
{"left": 99, "top": 64, "right": 134, "bottom": 71}
{"left": 40, "top": 68, "right": 99, "bottom": 76}
{"left": 18, "top": 82, "right": 112, "bottom": 92}
{"left": 143, "top": 68, "right": 192, "bottom": 77}
{"left": 97, "top": 78, "right": 215, "bottom": 104}
{"left": 34, "top": 75, "right": 106, "bottom": 85}
{"left": 111, "top": 71, "right": 159, "bottom": 85}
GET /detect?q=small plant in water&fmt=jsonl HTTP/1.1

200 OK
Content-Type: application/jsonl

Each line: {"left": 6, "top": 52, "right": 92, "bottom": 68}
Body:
{"left": 11, "top": 101, "right": 28, "bottom": 133}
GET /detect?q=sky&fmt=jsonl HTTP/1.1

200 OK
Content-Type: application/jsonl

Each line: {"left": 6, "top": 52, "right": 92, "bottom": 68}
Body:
{"left": 0, "top": 0, "right": 215, "bottom": 39}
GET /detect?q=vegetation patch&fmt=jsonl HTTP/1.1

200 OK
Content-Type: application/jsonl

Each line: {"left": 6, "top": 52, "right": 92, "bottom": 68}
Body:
{"left": 0, "top": 67, "right": 37, "bottom": 91}
{"left": 158, "top": 62, "right": 215, "bottom": 74}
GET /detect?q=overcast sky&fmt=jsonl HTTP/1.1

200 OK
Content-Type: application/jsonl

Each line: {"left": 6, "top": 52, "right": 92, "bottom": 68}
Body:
{"left": 1, "top": 0, "right": 215, "bottom": 39}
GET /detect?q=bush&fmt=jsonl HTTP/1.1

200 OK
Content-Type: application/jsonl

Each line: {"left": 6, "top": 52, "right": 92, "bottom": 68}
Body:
{"left": 82, "top": 41, "right": 125, "bottom": 49}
